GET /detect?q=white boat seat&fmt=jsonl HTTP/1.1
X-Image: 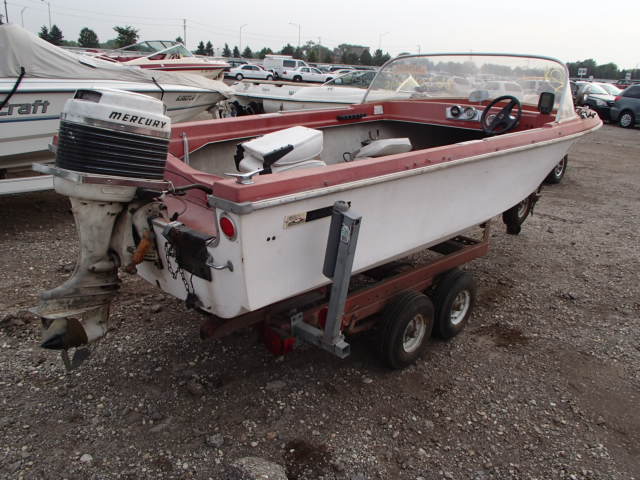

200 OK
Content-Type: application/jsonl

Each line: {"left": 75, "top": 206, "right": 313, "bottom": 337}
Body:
{"left": 237, "top": 126, "right": 326, "bottom": 174}
{"left": 354, "top": 138, "right": 412, "bottom": 159}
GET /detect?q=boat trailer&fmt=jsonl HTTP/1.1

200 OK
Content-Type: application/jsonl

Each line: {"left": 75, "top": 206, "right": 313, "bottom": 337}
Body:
{"left": 199, "top": 200, "right": 490, "bottom": 369}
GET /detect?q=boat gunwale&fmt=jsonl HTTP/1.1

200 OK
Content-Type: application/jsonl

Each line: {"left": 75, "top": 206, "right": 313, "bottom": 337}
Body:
{"left": 167, "top": 102, "right": 599, "bottom": 205}
{"left": 205, "top": 119, "right": 601, "bottom": 214}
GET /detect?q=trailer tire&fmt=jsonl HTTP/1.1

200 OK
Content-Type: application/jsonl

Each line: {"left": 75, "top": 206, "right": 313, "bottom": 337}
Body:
{"left": 502, "top": 193, "right": 535, "bottom": 235}
{"left": 431, "top": 269, "right": 476, "bottom": 339}
{"left": 544, "top": 155, "right": 567, "bottom": 184}
{"left": 377, "top": 290, "right": 434, "bottom": 369}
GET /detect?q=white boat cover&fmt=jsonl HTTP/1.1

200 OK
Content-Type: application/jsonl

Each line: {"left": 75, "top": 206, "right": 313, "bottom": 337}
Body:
{"left": 0, "top": 24, "right": 230, "bottom": 95}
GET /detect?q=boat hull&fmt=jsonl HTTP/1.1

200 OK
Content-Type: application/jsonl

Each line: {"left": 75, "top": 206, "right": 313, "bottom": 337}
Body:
{"left": 137, "top": 133, "right": 585, "bottom": 319}
{"left": 0, "top": 78, "right": 224, "bottom": 169}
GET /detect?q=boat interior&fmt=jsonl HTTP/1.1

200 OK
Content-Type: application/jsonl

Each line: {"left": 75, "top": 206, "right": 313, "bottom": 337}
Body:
{"left": 172, "top": 97, "right": 556, "bottom": 180}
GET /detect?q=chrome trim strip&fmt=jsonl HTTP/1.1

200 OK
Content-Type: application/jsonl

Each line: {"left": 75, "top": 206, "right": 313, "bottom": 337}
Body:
{"left": 33, "top": 163, "right": 171, "bottom": 189}
{"left": 61, "top": 117, "right": 170, "bottom": 139}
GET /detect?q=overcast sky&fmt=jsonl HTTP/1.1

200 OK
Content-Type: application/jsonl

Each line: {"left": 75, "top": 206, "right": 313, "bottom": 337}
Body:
{"left": 5, "top": 0, "right": 640, "bottom": 69}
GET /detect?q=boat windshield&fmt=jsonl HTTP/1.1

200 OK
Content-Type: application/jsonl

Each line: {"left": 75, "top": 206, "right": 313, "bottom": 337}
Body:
{"left": 323, "top": 70, "right": 376, "bottom": 89}
{"left": 363, "top": 54, "right": 575, "bottom": 120}
{"left": 121, "top": 41, "right": 177, "bottom": 52}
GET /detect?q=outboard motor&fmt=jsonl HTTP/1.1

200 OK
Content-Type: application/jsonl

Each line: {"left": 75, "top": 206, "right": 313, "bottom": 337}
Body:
{"left": 33, "top": 89, "right": 171, "bottom": 365}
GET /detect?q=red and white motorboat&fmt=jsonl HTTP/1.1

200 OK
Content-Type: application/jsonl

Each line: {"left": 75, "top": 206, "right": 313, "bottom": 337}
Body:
{"left": 34, "top": 53, "right": 601, "bottom": 366}
{"left": 85, "top": 40, "right": 229, "bottom": 81}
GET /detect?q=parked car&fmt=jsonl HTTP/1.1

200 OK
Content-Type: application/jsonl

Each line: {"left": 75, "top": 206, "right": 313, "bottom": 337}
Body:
{"left": 573, "top": 82, "right": 615, "bottom": 121}
{"left": 228, "top": 64, "right": 274, "bottom": 81}
{"left": 610, "top": 84, "right": 640, "bottom": 128}
{"left": 613, "top": 79, "right": 638, "bottom": 90}
{"left": 483, "top": 80, "right": 523, "bottom": 97}
{"left": 262, "top": 55, "right": 308, "bottom": 78}
{"left": 280, "top": 66, "right": 334, "bottom": 83}
{"left": 598, "top": 83, "right": 622, "bottom": 96}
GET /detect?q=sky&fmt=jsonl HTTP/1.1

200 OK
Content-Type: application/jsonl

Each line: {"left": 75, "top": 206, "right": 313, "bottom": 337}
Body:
{"left": 4, "top": 0, "right": 639, "bottom": 69}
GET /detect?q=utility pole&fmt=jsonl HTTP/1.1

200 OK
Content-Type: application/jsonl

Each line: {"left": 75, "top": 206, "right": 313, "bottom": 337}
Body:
{"left": 289, "top": 22, "right": 301, "bottom": 49}
{"left": 239, "top": 23, "right": 247, "bottom": 56}
{"left": 21, "top": 7, "right": 27, "bottom": 26}
{"left": 41, "top": 0, "right": 51, "bottom": 29}
{"left": 4, "top": 0, "right": 9, "bottom": 23}
{"left": 378, "top": 32, "right": 389, "bottom": 51}
{"left": 183, "top": 18, "right": 186, "bottom": 47}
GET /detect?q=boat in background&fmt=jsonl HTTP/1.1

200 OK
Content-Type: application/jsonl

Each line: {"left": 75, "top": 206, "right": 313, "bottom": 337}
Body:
{"left": 0, "top": 24, "right": 230, "bottom": 193}
{"left": 72, "top": 40, "right": 229, "bottom": 81}
{"left": 231, "top": 70, "right": 376, "bottom": 113}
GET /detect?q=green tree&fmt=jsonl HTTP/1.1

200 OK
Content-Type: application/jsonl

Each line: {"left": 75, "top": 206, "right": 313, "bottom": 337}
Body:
{"left": 48, "top": 25, "right": 64, "bottom": 46}
{"left": 101, "top": 39, "right": 119, "bottom": 49}
{"left": 232, "top": 46, "right": 240, "bottom": 57}
{"left": 307, "top": 49, "right": 317, "bottom": 63}
{"left": 359, "top": 49, "right": 373, "bottom": 66}
{"left": 78, "top": 27, "right": 100, "bottom": 48}
{"left": 175, "top": 36, "right": 183, "bottom": 44}
{"left": 222, "top": 43, "right": 231, "bottom": 57}
{"left": 280, "top": 43, "right": 295, "bottom": 55}
{"left": 257, "top": 47, "right": 273, "bottom": 59}
{"left": 38, "top": 26, "right": 51, "bottom": 42}
{"left": 293, "top": 46, "right": 304, "bottom": 60}
{"left": 594, "top": 62, "right": 619, "bottom": 79}
{"left": 195, "top": 41, "right": 206, "bottom": 55}
{"left": 205, "top": 41, "right": 213, "bottom": 56}
{"left": 372, "top": 48, "right": 385, "bottom": 66}
{"left": 242, "top": 46, "right": 253, "bottom": 58}
{"left": 113, "top": 25, "right": 139, "bottom": 48}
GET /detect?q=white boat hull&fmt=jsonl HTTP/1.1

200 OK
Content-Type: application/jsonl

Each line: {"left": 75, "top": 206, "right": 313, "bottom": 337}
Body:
{"left": 0, "top": 78, "right": 224, "bottom": 169}
{"left": 137, "top": 135, "right": 579, "bottom": 319}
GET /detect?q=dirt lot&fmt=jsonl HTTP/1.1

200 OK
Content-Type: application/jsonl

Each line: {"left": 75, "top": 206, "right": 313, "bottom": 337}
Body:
{"left": 0, "top": 124, "right": 638, "bottom": 480}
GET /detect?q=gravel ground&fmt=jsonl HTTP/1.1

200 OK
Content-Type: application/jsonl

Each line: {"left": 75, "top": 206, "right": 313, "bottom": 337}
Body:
{"left": 0, "top": 124, "right": 638, "bottom": 480}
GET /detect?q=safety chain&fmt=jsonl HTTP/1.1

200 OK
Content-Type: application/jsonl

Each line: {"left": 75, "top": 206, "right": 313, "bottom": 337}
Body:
{"left": 164, "top": 242, "right": 195, "bottom": 297}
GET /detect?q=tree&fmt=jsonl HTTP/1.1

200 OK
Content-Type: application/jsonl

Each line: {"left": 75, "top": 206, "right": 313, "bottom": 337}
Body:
{"left": 372, "top": 48, "right": 385, "bottom": 66}
{"left": 293, "top": 46, "right": 304, "bottom": 60}
{"left": 242, "top": 46, "right": 253, "bottom": 59}
{"left": 232, "top": 46, "right": 240, "bottom": 58}
{"left": 195, "top": 41, "right": 206, "bottom": 55}
{"left": 359, "top": 49, "right": 372, "bottom": 66}
{"left": 113, "top": 25, "right": 139, "bottom": 48}
{"left": 101, "top": 39, "right": 119, "bottom": 49}
{"left": 78, "top": 27, "right": 100, "bottom": 48}
{"left": 38, "top": 26, "right": 51, "bottom": 42}
{"left": 205, "top": 41, "right": 213, "bottom": 56}
{"left": 48, "top": 25, "right": 64, "bottom": 46}
{"left": 307, "top": 49, "right": 317, "bottom": 63}
{"left": 175, "top": 36, "right": 183, "bottom": 44}
{"left": 280, "top": 43, "right": 294, "bottom": 55}
{"left": 257, "top": 47, "right": 273, "bottom": 59}
{"left": 222, "top": 43, "right": 231, "bottom": 57}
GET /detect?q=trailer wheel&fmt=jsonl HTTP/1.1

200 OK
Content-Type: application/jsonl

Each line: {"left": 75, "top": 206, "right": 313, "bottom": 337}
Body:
{"left": 377, "top": 290, "right": 434, "bottom": 369}
{"left": 544, "top": 155, "right": 567, "bottom": 184}
{"left": 431, "top": 269, "right": 476, "bottom": 339}
{"left": 502, "top": 193, "right": 535, "bottom": 235}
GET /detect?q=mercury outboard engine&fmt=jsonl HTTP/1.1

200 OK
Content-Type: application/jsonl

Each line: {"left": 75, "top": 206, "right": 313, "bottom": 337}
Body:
{"left": 34, "top": 89, "right": 171, "bottom": 366}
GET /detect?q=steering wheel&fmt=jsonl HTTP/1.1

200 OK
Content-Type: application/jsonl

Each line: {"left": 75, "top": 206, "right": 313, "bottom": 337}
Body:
{"left": 480, "top": 95, "right": 522, "bottom": 136}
